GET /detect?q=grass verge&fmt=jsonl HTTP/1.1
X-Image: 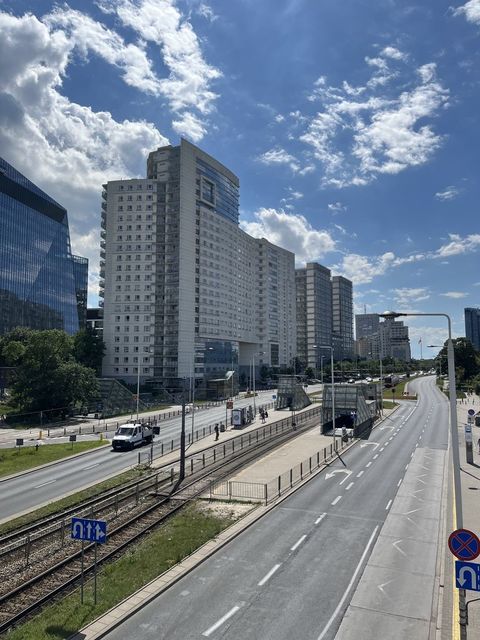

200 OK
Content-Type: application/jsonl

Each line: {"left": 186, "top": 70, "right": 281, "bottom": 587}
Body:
{"left": 0, "top": 467, "right": 152, "bottom": 536}
{"left": 6, "top": 502, "right": 245, "bottom": 640}
{"left": 382, "top": 400, "right": 398, "bottom": 410}
{"left": 0, "top": 441, "right": 108, "bottom": 480}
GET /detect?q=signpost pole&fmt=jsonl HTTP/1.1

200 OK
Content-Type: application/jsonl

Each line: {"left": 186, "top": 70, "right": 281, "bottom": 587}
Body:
{"left": 81, "top": 540, "right": 84, "bottom": 604}
{"left": 94, "top": 542, "right": 98, "bottom": 605}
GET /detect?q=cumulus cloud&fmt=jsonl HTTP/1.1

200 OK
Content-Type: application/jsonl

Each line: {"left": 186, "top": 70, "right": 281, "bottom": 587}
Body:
{"left": 240, "top": 208, "right": 336, "bottom": 264}
{"left": 257, "top": 148, "right": 301, "bottom": 173}
{"left": 96, "top": 0, "right": 221, "bottom": 138}
{"left": 268, "top": 46, "right": 449, "bottom": 188}
{"left": 393, "top": 287, "right": 430, "bottom": 306}
{"left": 435, "top": 233, "right": 480, "bottom": 257}
{"left": 435, "top": 186, "right": 460, "bottom": 200}
{"left": 332, "top": 252, "right": 398, "bottom": 284}
{"left": 454, "top": 0, "right": 480, "bottom": 25}
{"left": 0, "top": 11, "right": 169, "bottom": 302}
{"left": 328, "top": 202, "right": 347, "bottom": 213}
{"left": 440, "top": 291, "right": 468, "bottom": 298}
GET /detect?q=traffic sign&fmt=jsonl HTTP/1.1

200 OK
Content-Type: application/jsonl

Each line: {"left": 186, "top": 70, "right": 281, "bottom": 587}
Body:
{"left": 449, "top": 529, "right": 480, "bottom": 561}
{"left": 71, "top": 517, "right": 107, "bottom": 543}
{"left": 468, "top": 409, "right": 475, "bottom": 416}
{"left": 455, "top": 561, "right": 480, "bottom": 591}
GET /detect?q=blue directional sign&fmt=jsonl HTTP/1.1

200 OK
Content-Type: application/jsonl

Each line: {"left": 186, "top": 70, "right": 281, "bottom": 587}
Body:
{"left": 71, "top": 517, "right": 107, "bottom": 543}
{"left": 455, "top": 561, "right": 480, "bottom": 592}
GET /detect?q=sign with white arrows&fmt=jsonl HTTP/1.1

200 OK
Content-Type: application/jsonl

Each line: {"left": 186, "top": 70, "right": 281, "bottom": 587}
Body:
{"left": 71, "top": 517, "right": 107, "bottom": 543}
{"left": 325, "top": 469, "right": 352, "bottom": 484}
{"left": 455, "top": 561, "right": 480, "bottom": 591}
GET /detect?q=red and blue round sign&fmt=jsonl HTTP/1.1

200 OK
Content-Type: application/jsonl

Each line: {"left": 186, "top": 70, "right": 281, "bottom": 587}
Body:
{"left": 448, "top": 528, "right": 480, "bottom": 561}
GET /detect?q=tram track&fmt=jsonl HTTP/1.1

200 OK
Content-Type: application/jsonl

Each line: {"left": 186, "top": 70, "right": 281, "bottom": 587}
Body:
{"left": 0, "top": 408, "right": 320, "bottom": 636}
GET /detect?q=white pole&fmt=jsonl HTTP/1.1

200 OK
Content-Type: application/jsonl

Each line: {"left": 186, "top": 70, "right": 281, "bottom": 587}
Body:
{"left": 331, "top": 348, "right": 336, "bottom": 450}
{"left": 253, "top": 354, "right": 256, "bottom": 416}
{"left": 136, "top": 365, "right": 140, "bottom": 422}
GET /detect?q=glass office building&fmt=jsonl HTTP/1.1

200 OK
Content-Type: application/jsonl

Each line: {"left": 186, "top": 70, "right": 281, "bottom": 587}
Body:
{"left": 0, "top": 156, "right": 87, "bottom": 335}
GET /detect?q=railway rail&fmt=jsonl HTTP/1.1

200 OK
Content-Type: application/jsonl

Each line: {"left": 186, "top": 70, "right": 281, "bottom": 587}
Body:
{"left": 0, "top": 407, "right": 320, "bottom": 635}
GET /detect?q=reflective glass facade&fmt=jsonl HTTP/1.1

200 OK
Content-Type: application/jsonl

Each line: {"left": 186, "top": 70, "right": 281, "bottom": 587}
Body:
{"left": 0, "top": 157, "right": 86, "bottom": 335}
{"left": 196, "top": 157, "right": 239, "bottom": 224}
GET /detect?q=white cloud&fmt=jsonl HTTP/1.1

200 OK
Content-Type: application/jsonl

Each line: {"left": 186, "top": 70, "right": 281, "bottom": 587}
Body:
{"left": 454, "top": 1, "right": 480, "bottom": 25}
{"left": 328, "top": 202, "right": 347, "bottom": 213}
{"left": 278, "top": 47, "right": 449, "bottom": 188}
{"left": 257, "top": 148, "right": 301, "bottom": 173}
{"left": 393, "top": 287, "right": 430, "bottom": 306}
{"left": 45, "top": 7, "right": 162, "bottom": 95}
{"left": 241, "top": 208, "right": 336, "bottom": 264}
{"left": 435, "top": 233, "right": 480, "bottom": 257}
{"left": 96, "top": 0, "right": 221, "bottom": 120}
{"left": 0, "top": 11, "right": 168, "bottom": 303}
{"left": 197, "top": 3, "right": 218, "bottom": 22}
{"left": 333, "top": 252, "right": 398, "bottom": 284}
{"left": 381, "top": 46, "right": 408, "bottom": 61}
{"left": 440, "top": 291, "right": 468, "bottom": 298}
{"left": 435, "top": 186, "right": 460, "bottom": 200}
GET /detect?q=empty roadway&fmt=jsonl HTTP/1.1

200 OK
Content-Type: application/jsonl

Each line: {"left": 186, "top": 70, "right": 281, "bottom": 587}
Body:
{"left": 102, "top": 376, "right": 448, "bottom": 640}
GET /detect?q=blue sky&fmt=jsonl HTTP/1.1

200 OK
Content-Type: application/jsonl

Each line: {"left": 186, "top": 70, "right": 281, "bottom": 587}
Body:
{"left": 1, "top": 0, "right": 479, "bottom": 356}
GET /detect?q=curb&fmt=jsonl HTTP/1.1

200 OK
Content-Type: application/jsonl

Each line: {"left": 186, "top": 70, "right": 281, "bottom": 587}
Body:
{"left": 72, "top": 404, "right": 403, "bottom": 640}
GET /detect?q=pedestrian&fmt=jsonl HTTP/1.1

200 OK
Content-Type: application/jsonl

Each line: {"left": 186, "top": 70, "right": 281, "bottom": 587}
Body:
{"left": 265, "top": 410, "right": 268, "bottom": 419}
{"left": 214, "top": 424, "right": 219, "bottom": 441}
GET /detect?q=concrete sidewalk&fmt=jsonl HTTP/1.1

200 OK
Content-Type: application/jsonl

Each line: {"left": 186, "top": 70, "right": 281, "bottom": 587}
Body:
{"left": 453, "top": 393, "right": 480, "bottom": 635}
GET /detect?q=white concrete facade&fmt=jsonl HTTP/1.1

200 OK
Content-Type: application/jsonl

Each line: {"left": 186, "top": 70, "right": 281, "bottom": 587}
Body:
{"left": 100, "top": 139, "right": 296, "bottom": 385}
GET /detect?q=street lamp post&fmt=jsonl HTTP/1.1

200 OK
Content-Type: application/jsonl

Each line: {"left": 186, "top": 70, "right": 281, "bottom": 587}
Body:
{"left": 427, "top": 345, "right": 447, "bottom": 377}
{"left": 380, "top": 311, "right": 465, "bottom": 634}
{"left": 314, "top": 345, "right": 336, "bottom": 450}
{"left": 190, "top": 346, "right": 213, "bottom": 446}
{"left": 252, "top": 351, "right": 265, "bottom": 418}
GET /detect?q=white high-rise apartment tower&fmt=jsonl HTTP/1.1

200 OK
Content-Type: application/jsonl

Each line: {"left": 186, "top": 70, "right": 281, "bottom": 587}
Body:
{"left": 100, "top": 140, "right": 296, "bottom": 386}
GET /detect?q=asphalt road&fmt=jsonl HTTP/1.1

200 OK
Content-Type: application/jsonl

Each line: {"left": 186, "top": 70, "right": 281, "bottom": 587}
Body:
{"left": 103, "top": 375, "right": 448, "bottom": 640}
{"left": 0, "top": 392, "right": 273, "bottom": 522}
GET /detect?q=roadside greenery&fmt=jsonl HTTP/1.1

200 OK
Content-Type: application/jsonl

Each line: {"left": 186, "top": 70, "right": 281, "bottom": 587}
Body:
{"left": 6, "top": 502, "right": 244, "bottom": 640}
{"left": 0, "top": 466, "right": 150, "bottom": 536}
{"left": 434, "top": 338, "right": 480, "bottom": 394}
{"left": 0, "top": 327, "right": 105, "bottom": 421}
{"left": 0, "top": 440, "right": 106, "bottom": 479}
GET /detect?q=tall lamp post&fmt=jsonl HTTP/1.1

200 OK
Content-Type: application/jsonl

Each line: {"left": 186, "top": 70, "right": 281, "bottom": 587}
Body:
{"left": 380, "top": 311, "right": 465, "bottom": 633}
{"left": 427, "top": 345, "right": 447, "bottom": 377}
{"left": 251, "top": 351, "right": 265, "bottom": 418}
{"left": 190, "top": 346, "right": 213, "bottom": 446}
{"left": 314, "top": 344, "right": 336, "bottom": 450}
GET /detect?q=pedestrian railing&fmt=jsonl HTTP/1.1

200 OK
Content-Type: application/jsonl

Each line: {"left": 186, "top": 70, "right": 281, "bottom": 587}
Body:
{"left": 209, "top": 432, "right": 352, "bottom": 505}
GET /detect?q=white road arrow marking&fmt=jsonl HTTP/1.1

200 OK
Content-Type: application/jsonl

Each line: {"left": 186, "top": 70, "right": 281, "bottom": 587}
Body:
{"left": 360, "top": 442, "right": 379, "bottom": 450}
{"left": 393, "top": 539, "right": 407, "bottom": 557}
{"left": 458, "top": 566, "right": 478, "bottom": 589}
{"left": 325, "top": 469, "right": 352, "bottom": 484}
{"left": 377, "top": 580, "right": 393, "bottom": 597}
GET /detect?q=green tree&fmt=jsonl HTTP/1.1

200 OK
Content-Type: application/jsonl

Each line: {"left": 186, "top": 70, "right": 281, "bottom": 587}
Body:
{"left": 304, "top": 367, "right": 315, "bottom": 380}
{"left": 73, "top": 327, "right": 105, "bottom": 374}
{"left": 10, "top": 329, "right": 98, "bottom": 413}
{"left": 436, "top": 338, "right": 480, "bottom": 383}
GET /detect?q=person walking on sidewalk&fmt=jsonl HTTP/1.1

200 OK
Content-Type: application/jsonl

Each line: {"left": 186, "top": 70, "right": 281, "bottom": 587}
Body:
{"left": 214, "top": 424, "right": 219, "bottom": 441}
